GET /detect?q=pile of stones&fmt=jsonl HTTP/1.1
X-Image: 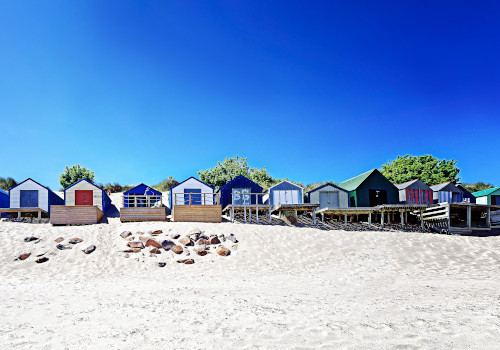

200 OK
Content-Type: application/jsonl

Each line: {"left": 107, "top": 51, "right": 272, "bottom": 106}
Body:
{"left": 16, "top": 236, "right": 96, "bottom": 264}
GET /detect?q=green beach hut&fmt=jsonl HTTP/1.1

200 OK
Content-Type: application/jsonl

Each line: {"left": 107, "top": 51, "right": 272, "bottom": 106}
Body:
{"left": 472, "top": 187, "right": 500, "bottom": 205}
{"left": 339, "top": 169, "right": 399, "bottom": 207}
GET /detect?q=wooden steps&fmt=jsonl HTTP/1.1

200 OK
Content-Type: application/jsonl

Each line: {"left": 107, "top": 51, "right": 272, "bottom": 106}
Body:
{"left": 120, "top": 207, "right": 166, "bottom": 222}
{"left": 172, "top": 205, "right": 222, "bottom": 222}
{"left": 50, "top": 205, "right": 104, "bottom": 225}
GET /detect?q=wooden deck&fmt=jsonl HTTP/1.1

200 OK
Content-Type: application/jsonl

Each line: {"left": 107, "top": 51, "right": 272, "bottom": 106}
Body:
{"left": 172, "top": 205, "right": 222, "bottom": 222}
{"left": 0, "top": 207, "right": 48, "bottom": 221}
{"left": 50, "top": 205, "right": 104, "bottom": 225}
{"left": 272, "top": 203, "right": 319, "bottom": 212}
{"left": 223, "top": 204, "right": 273, "bottom": 223}
{"left": 120, "top": 207, "right": 166, "bottom": 222}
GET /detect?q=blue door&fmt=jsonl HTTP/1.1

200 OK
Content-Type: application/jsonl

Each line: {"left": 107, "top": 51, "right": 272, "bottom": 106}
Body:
{"left": 232, "top": 188, "right": 251, "bottom": 205}
{"left": 184, "top": 189, "right": 202, "bottom": 205}
{"left": 20, "top": 190, "right": 39, "bottom": 208}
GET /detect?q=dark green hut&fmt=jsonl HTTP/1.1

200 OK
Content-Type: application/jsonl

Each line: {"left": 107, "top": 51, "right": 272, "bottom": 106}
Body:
{"left": 339, "top": 169, "right": 399, "bottom": 207}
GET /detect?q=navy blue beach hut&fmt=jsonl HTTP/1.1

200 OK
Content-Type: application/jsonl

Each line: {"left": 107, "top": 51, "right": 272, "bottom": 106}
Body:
{"left": 0, "top": 189, "right": 9, "bottom": 217}
{"left": 218, "top": 175, "right": 264, "bottom": 209}
{"left": 120, "top": 183, "right": 166, "bottom": 222}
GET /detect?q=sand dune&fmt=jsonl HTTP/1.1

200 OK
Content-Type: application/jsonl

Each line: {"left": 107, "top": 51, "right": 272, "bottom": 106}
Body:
{"left": 0, "top": 219, "right": 499, "bottom": 349}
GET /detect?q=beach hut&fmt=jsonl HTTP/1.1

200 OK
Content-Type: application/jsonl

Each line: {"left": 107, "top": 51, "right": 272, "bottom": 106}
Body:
{"left": 472, "top": 187, "right": 500, "bottom": 205}
{"left": 264, "top": 180, "right": 304, "bottom": 206}
{"left": 456, "top": 185, "right": 476, "bottom": 204}
{"left": 50, "top": 179, "right": 112, "bottom": 225}
{"left": 395, "top": 179, "right": 433, "bottom": 204}
{"left": 430, "top": 182, "right": 463, "bottom": 203}
{"left": 169, "top": 177, "right": 221, "bottom": 222}
{"left": 305, "top": 183, "right": 350, "bottom": 209}
{"left": 3, "top": 178, "right": 64, "bottom": 220}
{"left": 0, "top": 189, "right": 9, "bottom": 217}
{"left": 120, "top": 184, "right": 166, "bottom": 222}
{"left": 338, "top": 169, "right": 399, "bottom": 207}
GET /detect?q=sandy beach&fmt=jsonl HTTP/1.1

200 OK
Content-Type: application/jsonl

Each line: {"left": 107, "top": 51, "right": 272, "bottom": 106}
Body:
{"left": 0, "top": 216, "right": 499, "bottom": 350}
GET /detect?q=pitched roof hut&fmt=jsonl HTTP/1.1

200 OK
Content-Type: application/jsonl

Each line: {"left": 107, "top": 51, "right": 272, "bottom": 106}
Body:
{"left": 472, "top": 187, "right": 500, "bottom": 205}
{"left": 430, "top": 182, "right": 463, "bottom": 203}
{"left": 456, "top": 185, "right": 476, "bottom": 204}
{"left": 264, "top": 180, "right": 304, "bottom": 207}
{"left": 218, "top": 175, "right": 264, "bottom": 210}
{"left": 339, "top": 169, "right": 399, "bottom": 207}
{"left": 395, "top": 179, "right": 433, "bottom": 204}
{"left": 120, "top": 184, "right": 166, "bottom": 222}
{"left": 305, "top": 183, "right": 350, "bottom": 209}
{"left": 0, "top": 189, "right": 8, "bottom": 217}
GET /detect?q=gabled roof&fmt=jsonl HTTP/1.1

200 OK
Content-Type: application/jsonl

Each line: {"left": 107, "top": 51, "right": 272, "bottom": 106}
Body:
{"left": 456, "top": 184, "right": 474, "bottom": 197}
{"left": 124, "top": 183, "right": 162, "bottom": 196}
{"left": 9, "top": 178, "right": 50, "bottom": 192}
{"left": 305, "top": 182, "right": 349, "bottom": 194}
{"left": 170, "top": 176, "right": 214, "bottom": 191}
{"left": 218, "top": 175, "right": 263, "bottom": 193}
{"left": 63, "top": 178, "right": 101, "bottom": 192}
{"left": 267, "top": 180, "right": 304, "bottom": 192}
{"left": 338, "top": 169, "right": 377, "bottom": 191}
{"left": 0, "top": 188, "right": 8, "bottom": 195}
{"left": 472, "top": 186, "right": 500, "bottom": 197}
{"left": 430, "top": 182, "right": 461, "bottom": 193}
{"left": 395, "top": 179, "right": 432, "bottom": 191}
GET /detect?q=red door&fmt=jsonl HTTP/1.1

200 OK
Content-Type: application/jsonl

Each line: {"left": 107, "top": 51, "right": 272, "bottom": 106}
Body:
{"left": 75, "top": 190, "right": 93, "bottom": 205}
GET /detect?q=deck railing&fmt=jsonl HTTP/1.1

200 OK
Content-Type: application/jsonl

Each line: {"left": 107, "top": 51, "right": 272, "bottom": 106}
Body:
{"left": 174, "top": 193, "right": 220, "bottom": 206}
{"left": 123, "top": 195, "right": 163, "bottom": 208}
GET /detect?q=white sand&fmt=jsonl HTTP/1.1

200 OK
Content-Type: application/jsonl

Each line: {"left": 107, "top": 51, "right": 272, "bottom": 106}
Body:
{"left": 0, "top": 218, "right": 499, "bottom": 349}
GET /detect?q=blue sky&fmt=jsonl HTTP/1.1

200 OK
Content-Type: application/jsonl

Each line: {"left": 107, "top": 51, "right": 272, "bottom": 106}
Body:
{"left": 1, "top": 1, "right": 499, "bottom": 189}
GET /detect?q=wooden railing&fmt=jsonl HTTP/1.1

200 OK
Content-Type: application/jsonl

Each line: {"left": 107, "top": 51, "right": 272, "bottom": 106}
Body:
{"left": 231, "top": 193, "right": 266, "bottom": 206}
{"left": 123, "top": 195, "right": 162, "bottom": 208}
{"left": 174, "top": 193, "right": 220, "bottom": 206}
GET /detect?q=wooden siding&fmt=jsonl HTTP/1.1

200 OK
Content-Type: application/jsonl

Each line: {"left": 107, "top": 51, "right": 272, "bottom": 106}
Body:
{"left": 120, "top": 207, "right": 166, "bottom": 222}
{"left": 308, "top": 184, "right": 349, "bottom": 208}
{"left": 172, "top": 205, "right": 222, "bottom": 222}
{"left": 50, "top": 205, "right": 104, "bottom": 225}
{"left": 10, "top": 179, "right": 49, "bottom": 212}
{"left": 65, "top": 181, "right": 103, "bottom": 210}
{"left": 351, "top": 172, "right": 399, "bottom": 207}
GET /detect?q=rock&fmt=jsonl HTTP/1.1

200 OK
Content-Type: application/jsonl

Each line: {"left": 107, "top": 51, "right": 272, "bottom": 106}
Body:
{"left": 145, "top": 239, "right": 161, "bottom": 248}
{"left": 287, "top": 215, "right": 298, "bottom": 225}
{"left": 177, "top": 259, "right": 195, "bottom": 264}
{"left": 82, "top": 245, "right": 96, "bottom": 254}
{"left": 216, "top": 247, "right": 231, "bottom": 256}
{"left": 197, "top": 238, "right": 209, "bottom": 246}
{"left": 124, "top": 248, "right": 141, "bottom": 253}
{"left": 194, "top": 247, "right": 208, "bottom": 256}
{"left": 185, "top": 250, "right": 191, "bottom": 256}
{"left": 220, "top": 234, "right": 226, "bottom": 242}
{"left": 24, "top": 236, "right": 38, "bottom": 243}
{"left": 232, "top": 244, "right": 238, "bottom": 251}
{"left": 56, "top": 244, "right": 72, "bottom": 250}
{"left": 120, "top": 231, "right": 132, "bottom": 239}
{"left": 190, "top": 233, "right": 201, "bottom": 242}
{"left": 36, "top": 252, "right": 46, "bottom": 257}
{"left": 125, "top": 236, "right": 135, "bottom": 242}
{"left": 171, "top": 245, "right": 183, "bottom": 254}
{"left": 162, "top": 240, "right": 175, "bottom": 251}
{"left": 189, "top": 228, "right": 202, "bottom": 234}
{"left": 139, "top": 236, "right": 149, "bottom": 242}
{"left": 179, "top": 237, "right": 194, "bottom": 246}
{"left": 69, "top": 238, "right": 83, "bottom": 244}
{"left": 127, "top": 241, "right": 145, "bottom": 249}
{"left": 151, "top": 230, "right": 163, "bottom": 235}
{"left": 124, "top": 253, "right": 130, "bottom": 258}
{"left": 136, "top": 232, "right": 144, "bottom": 236}
{"left": 199, "top": 233, "right": 209, "bottom": 240}
{"left": 209, "top": 236, "right": 221, "bottom": 245}
{"left": 55, "top": 237, "right": 64, "bottom": 243}
{"left": 150, "top": 248, "right": 161, "bottom": 254}
{"left": 228, "top": 234, "right": 238, "bottom": 243}
{"left": 34, "top": 239, "right": 42, "bottom": 244}
{"left": 158, "top": 262, "right": 166, "bottom": 267}
{"left": 36, "top": 257, "right": 49, "bottom": 263}
{"left": 170, "top": 233, "right": 180, "bottom": 239}
{"left": 17, "top": 253, "right": 31, "bottom": 261}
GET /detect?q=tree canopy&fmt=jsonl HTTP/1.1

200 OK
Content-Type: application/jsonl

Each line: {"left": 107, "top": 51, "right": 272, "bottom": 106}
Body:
{"left": 461, "top": 182, "right": 495, "bottom": 193}
{"left": 380, "top": 155, "right": 461, "bottom": 186}
{"left": 0, "top": 177, "right": 17, "bottom": 191}
{"left": 153, "top": 176, "right": 180, "bottom": 192}
{"left": 59, "top": 165, "right": 95, "bottom": 189}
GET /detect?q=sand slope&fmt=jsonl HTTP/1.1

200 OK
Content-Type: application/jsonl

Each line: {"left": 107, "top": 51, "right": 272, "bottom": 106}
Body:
{"left": 0, "top": 219, "right": 499, "bottom": 349}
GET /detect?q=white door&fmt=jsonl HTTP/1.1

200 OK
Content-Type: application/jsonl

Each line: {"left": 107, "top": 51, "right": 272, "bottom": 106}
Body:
{"left": 275, "top": 190, "right": 299, "bottom": 205}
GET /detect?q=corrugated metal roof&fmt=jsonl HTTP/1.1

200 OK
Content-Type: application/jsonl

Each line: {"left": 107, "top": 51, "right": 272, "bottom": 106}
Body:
{"left": 472, "top": 186, "right": 500, "bottom": 197}
{"left": 338, "top": 169, "right": 377, "bottom": 191}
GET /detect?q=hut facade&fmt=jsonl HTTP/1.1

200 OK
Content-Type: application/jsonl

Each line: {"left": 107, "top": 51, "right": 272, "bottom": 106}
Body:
{"left": 0, "top": 189, "right": 9, "bottom": 217}
{"left": 456, "top": 185, "right": 476, "bottom": 203}
{"left": 395, "top": 179, "right": 433, "bottom": 204}
{"left": 430, "top": 182, "right": 463, "bottom": 203}
{"left": 264, "top": 181, "right": 304, "bottom": 207}
{"left": 170, "top": 177, "right": 221, "bottom": 222}
{"left": 120, "top": 184, "right": 166, "bottom": 222}
{"left": 472, "top": 187, "right": 500, "bottom": 205}
{"left": 218, "top": 175, "right": 264, "bottom": 210}
{"left": 305, "top": 183, "right": 350, "bottom": 209}
{"left": 339, "top": 169, "right": 399, "bottom": 207}
{"left": 50, "top": 179, "right": 111, "bottom": 225}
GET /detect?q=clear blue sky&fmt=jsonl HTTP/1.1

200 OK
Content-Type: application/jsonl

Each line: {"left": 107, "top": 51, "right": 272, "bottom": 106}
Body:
{"left": 1, "top": 1, "right": 499, "bottom": 189}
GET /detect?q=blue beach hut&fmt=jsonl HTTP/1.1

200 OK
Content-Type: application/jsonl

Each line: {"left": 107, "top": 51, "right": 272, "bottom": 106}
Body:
{"left": 218, "top": 175, "right": 264, "bottom": 210}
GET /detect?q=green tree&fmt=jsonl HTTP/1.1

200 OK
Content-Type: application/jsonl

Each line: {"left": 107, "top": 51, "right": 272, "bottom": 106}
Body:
{"left": 461, "top": 182, "right": 495, "bottom": 193}
{"left": 154, "top": 176, "right": 179, "bottom": 191}
{"left": 0, "top": 177, "right": 17, "bottom": 191}
{"left": 380, "top": 155, "right": 461, "bottom": 186}
{"left": 59, "top": 165, "right": 95, "bottom": 189}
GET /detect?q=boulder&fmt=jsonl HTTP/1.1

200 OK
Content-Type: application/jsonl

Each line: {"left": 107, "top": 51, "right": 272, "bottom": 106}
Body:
{"left": 36, "top": 257, "right": 49, "bottom": 263}
{"left": 151, "top": 230, "right": 163, "bottom": 235}
{"left": 189, "top": 228, "right": 202, "bottom": 234}
{"left": 124, "top": 253, "right": 130, "bottom": 258}
{"left": 24, "top": 236, "right": 38, "bottom": 243}
{"left": 216, "top": 247, "right": 231, "bottom": 256}
{"left": 17, "top": 253, "right": 31, "bottom": 261}
{"left": 171, "top": 245, "right": 183, "bottom": 254}
{"left": 69, "top": 238, "right": 83, "bottom": 244}
{"left": 194, "top": 247, "right": 208, "bottom": 256}
{"left": 220, "top": 234, "right": 226, "bottom": 242}
{"left": 190, "top": 233, "right": 201, "bottom": 242}
{"left": 82, "top": 245, "right": 96, "bottom": 254}
{"left": 123, "top": 248, "right": 141, "bottom": 253}
{"left": 139, "top": 236, "right": 149, "bottom": 242}
{"left": 56, "top": 244, "right": 72, "bottom": 250}
{"left": 177, "top": 259, "right": 195, "bottom": 264}
{"left": 35, "top": 239, "right": 42, "bottom": 244}
{"left": 161, "top": 240, "right": 175, "bottom": 251}
{"left": 185, "top": 250, "right": 191, "bottom": 256}
{"left": 150, "top": 248, "right": 161, "bottom": 254}
{"left": 158, "top": 262, "right": 166, "bottom": 267}
{"left": 54, "top": 237, "right": 64, "bottom": 243}
{"left": 125, "top": 236, "right": 135, "bottom": 242}
{"left": 136, "top": 232, "right": 144, "bottom": 236}
{"left": 209, "top": 236, "right": 221, "bottom": 245}
{"left": 232, "top": 244, "right": 238, "bottom": 251}
{"left": 170, "top": 233, "right": 180, "bottom": 239}
{"left": 199, "top": 233, "right": 209, "bottom": 240}
{"left": 145, "top": 239, "right": 161, "bottom": 248}
{"left": 127, "top": 241, "right": 145, "bottom": 249}
{"left": 228, "top": 234, "right": 238, "bottom": 243}
{"left": 179, "top": 237, "right": 194, "bottom": 246}
{"left": 120, "top": 231, "right": 132, "bottom": 239}
{"left": 197, "top": 238, "right": 209, "bottom": 246}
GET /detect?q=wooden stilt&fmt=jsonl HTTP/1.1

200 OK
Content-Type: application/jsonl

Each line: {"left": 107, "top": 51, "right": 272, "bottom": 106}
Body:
{"left": 244, "top": 207, "right": 247, "bottom": 223}
{"left": 344, "top": 214, "right": 347, "bottom": 230}
{"left": 381, "top": 210, "right": 384, "bottom": 230}
{"left": 256, "top": 206, "right": 259, "bottom": 224}
{"left": 269, "top": 207, "right": 272, "bottom": 224}
{"left": 17, "top": 211, "right": 21, "bottom": 220}
{"left": 37, "top": 211, "right": 41, "bottom": 223}
{"left": 231, "top": 206, "right": 234, "bottom": 222}
{"left": 420, "top": 209, "right": 424, "bottom": 230}
{"left": 368, "top": 212, "right": 372, "bottom": 230}
{"left": 321, "top": 212, "right": 324, "bottom": 224}
{"left": 312, "top": 208, "right": 316, "bottom": 225}
{"left": 400, "top": 210, "right": 404, "bottom": 229}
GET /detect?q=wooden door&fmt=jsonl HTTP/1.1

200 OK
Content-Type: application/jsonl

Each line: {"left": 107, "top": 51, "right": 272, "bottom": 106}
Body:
{"left": 75, "top": 190, "right": 93, "bottom": 205}
{"left": 319, "top": 192, "right": 339, "bottom": 209}
{"left": 20, "top": 190, "right": 38, "bottom": 207}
